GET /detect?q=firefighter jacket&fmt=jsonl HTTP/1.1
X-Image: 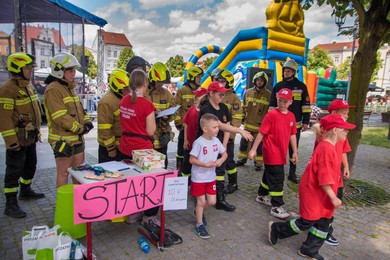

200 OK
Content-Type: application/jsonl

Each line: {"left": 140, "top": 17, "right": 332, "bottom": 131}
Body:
{"left": 223, "top": 89, "right": 244, "bottom": 140}
{"left": 174, "top": 82, "right": 197, "bottom": 129}
{"left": 0, "top": 76, "right": 42, "bottom": 149}
{"left": 146, "top": 86, "right": 176, "bottom": 149}
{"left": 44, "top": 79, "right": 90, "bottom": 146}
{"left": 269, "top": 78, "right": 311, "bottom": 128}
{"left": 242, "top": 87, "right": 271, "bottom": 132}
{"left": 97, "top": 91, "right": 122, "bottom": 151}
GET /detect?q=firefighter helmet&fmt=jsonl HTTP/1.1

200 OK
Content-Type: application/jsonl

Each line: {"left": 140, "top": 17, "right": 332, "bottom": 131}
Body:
{"left": 109, "top": 69, "right": 130, "bottom": 93}
{"left": 252, "top": 71, "right": 268, "bottom": 85}
{"left": 50, "top": 53, "right": 81, "bottom": 79}
{"left": 7, "top": 52, "right": 36, "bottom": 74}
{"left": 283, "top": 59, "right": 298, "bottom": 72}
{"left": 186, "top": 66, "right": 204, "bottom": 82}
{"left": 215, "top": 69, "right": 234, "bottom": 88}
{"left": 148, "top": 62, "right": 171, "bottom": 84}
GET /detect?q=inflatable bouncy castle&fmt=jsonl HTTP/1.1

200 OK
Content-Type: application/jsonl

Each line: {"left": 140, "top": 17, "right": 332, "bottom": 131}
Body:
{"left": 181, "top": 0, "right": 316, "bottom": 101}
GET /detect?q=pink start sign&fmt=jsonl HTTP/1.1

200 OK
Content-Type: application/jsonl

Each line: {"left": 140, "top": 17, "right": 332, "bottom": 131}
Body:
{"left": 73, "top": 170, "right": 177, "bottom": 224}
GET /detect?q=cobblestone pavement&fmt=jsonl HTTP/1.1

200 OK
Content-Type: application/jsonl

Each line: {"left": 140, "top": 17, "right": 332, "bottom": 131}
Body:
{"left": 0, "top": 115, "right": 389, "bottom": 259}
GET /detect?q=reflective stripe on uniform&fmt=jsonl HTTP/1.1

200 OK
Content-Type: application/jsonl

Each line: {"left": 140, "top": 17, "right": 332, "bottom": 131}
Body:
{"left": 309, "top": 226, "right": 328, "bottom": 239}
{"left": 176, "top": 154, "right": 184, "bottom": 159}
{"left": 70, "top": 121, "right": 80, "bottom": 133}
{"left": 232, "top": 113, "right": 244, "bottom": 120}
{"left": 0, "top": 98, "right": 14, "bottom": 104}
{"left": 269, "top": 190, "right": 283, "bottom": 196}
{"left": 98, "top": 136, "right": 115, "bottom": 146}
{"left": 244, "top": 123, "right": 259, "bottom": 132}
{"left": 63, "top": 96, "right": 80, "bottom": 104}
{"left": 182, "top": 94, "right": 195, "bottom": 99}
{"left": 19, "top": 177, "right": 32, "bottom": 185}
{"left": 51, "top": 109, "right": 67, "bottom": 120}
{"left": 290, "top": 219, "right": 301, "bottom": 234}
{"left": 48, "top": 132, "right": 80, "bottom": 142}
{"left": 153, "top": 103, "right": 169, "bottom": 110}
{"left": 113, "top": 109, "right": 120, "bottom": 116}
{"left": 246, "top": 96, "right": 269, "bottom": 105}
{"left": 216, "top": 175, "right": 224, "bottom": 181}
{"left": 226, "top": 168, "right": 237, "bottom": 175}
{"left": 1, "top": 129, "right": 16, "bottom": 137}
{"left": 15, "top": 94, "right": 38, "bottom": 106}
{"left": 98, "top": 123, "right": 112, "bottom": 129}
{"left": 302, "top": 105, "right": 311, "bottom": 113}
{"left": 4, "top": 187, "right": 18, "bottom": 194}
{"left": 260, "top": 181, "right": 269, "bottom": 190}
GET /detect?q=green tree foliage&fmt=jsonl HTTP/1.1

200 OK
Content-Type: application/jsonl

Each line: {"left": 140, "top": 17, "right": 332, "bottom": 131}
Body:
{"left": 301, "top": 0, "right": 390, "bottom": 170}
{"left": 307, "top": 47, "right": 335, "bottom": 71}
{"left": 203, "top": 56, "right": 218, "bottom": 70}
{"left": 116, "top": 47, "right": 135, "bottom": 70}
{"left": 71, "top": 45, "right": 98, "bottom": 79}
{"left": 166, "top": 55, "right": 186, "bottom": 77}
{"left": 336, "top": 57, "right": 351, "bottom": 80}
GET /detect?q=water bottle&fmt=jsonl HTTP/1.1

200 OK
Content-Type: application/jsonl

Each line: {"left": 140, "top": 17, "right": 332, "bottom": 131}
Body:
{"left": 74, "top": 241, "right": 84, "bottom": 260}
{"left": 137, "top": 236, "right": 150, "bottom": 253}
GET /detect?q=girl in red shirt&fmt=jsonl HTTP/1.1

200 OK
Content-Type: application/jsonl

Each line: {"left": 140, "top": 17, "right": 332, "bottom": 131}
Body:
{"left": 268, "top": 114, "right": 356, "bottom": 260}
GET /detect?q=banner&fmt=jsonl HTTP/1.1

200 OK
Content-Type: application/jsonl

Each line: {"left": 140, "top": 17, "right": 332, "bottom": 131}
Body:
{"left": 74, "top": 170, "right": 177, "bottom": 224}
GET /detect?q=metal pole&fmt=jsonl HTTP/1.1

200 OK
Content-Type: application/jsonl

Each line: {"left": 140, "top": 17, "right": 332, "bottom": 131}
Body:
{"left": 346, "top": 28, "right": 357, "bottom": 101}
{"left": 13, "top": 0, "right": 23, "bottom": 51}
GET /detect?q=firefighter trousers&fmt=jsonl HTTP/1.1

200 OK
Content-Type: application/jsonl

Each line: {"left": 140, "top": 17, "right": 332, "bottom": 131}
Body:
{"left": 258, "top": 164, "right": 285, "bottom": 207}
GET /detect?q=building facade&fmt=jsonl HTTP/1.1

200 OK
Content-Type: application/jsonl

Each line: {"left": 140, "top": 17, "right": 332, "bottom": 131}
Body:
{"left": 91, "top": 29, "right": 132, "bottom": 84}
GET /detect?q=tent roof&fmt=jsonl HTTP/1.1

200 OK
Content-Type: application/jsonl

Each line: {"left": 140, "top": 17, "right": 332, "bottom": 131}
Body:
{"left": 0, "top": 0, "right": 107, "bottom": 27}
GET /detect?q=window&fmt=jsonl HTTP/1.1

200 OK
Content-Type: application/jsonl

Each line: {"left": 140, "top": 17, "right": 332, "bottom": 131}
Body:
{"left": 40, "top": 60, "right": 45, "bottom": 68}
{"left": 107, "top": 50, "right": 111, "bottom": 57}
{"left": 334, "top": 56, "right": 339, "bottom": 63}
{"left": 40, "top": 48, "right": 45, "bottom": 55}
{"left": 113, "top": 51, "right": 117, "bottom": 58}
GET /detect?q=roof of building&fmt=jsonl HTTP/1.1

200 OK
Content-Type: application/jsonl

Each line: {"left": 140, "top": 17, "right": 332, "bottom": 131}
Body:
{"left": 101, "top": 30, "right": 132, "bottom": 47}
{"left": 24, "top": 25, "right": 66, "bottom": 47}
{"left": 311, "top": 40, "right": 359, "bottom": 52}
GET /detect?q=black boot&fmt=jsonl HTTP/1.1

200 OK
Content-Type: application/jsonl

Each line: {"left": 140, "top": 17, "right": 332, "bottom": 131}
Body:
{"left": 288, "top": 164, "right": 300, "bottom": 184}
{"left": 19, "top": 184, "right": 45, "bottom": 200}
{"left": 216, "top": 182, "right": 236, "bottom": 212}
{"left": 4, "top": 193, "right": 26, "bottom": 218}
{"left": 225, "top": 173, "right": 238, "bottom": 194}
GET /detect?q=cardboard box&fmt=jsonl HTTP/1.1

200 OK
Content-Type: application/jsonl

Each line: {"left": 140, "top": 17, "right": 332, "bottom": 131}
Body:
{"left": 132, "top": 149, "right": 166, "bottom": 170}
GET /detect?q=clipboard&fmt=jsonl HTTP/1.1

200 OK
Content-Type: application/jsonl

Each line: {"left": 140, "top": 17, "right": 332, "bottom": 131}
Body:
{"left": 155, "top": 105, "right": 181, "bottom": 118}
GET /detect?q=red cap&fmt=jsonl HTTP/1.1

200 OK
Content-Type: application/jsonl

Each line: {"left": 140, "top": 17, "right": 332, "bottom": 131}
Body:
{"left": 277, "top": 88, "right": 293, "bottom": 100}
{"left": 192, "top": 87, "right": 208, "bottom": 96}
{"left": 328, "top": 99, "right": 356, "bottom": 113}
{"left": 320, "top": 114, "right": 356, "bottom": 131}
{"left": 207, "top": 82, "right": 228, "bottom": 93}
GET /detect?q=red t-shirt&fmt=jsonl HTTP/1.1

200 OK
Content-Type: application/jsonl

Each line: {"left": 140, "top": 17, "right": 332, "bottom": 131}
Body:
{"left": 182, "top": 106, "right": 199, "bottom": 150}
{"left": 259, "top": 108, "right": 297, "bottom": 165}
{"left": 119, "top": 95, "right": 155, "bottom": 156}
{"left": 299, "top": 141, "right": 341, "bottom": 220}
{"left": 314, "top": 138, "right": 351, "bottom": 187}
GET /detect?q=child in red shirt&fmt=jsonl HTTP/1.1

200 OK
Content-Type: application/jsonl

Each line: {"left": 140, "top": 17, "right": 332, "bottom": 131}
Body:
{"left": 268, "top": 114, "right": 356, "bottom": 260}
{"left": 180, "top": 87, "right": 208, "bottom": 183}
{"left": 248, "top": 88, "right": 298, "bottom": 219}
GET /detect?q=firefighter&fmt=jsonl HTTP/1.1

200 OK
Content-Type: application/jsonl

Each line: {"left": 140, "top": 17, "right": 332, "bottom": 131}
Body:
{"left": 174, "top": 66, "right": 204, "bottom": 172}
{"left": 44, "top": 53, "right": 94, "bottom": 188}
{"left": 97, "top": 69, "right": 130, "bottom": 163}
{"left": 269, "top": 59, "right": 311, "bottom": 183}
{"left": 214, "top": 69, "right": 244, "bottom": 194}
{"left": 146, "top": 62, "right": 175, "bottom": 169}
{"left": 237, "top": 71, "right": 271, "bottom": 171}
{"left": 0, "top": 52, "right": 45, "bottom": 218}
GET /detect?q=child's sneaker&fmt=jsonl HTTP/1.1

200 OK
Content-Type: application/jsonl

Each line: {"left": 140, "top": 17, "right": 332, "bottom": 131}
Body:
{"left": 270, "top": 206, "right": 290, "bottom": 219}
{"left": 268, "top": 221, "right": 278, "bottom": 245}
{"left": 255, "top": 195, "right": 272, "bottom": 206}
{"left": 193, "top": 210, "right": 207, "bottom": 227}
{"left": 194, "top": 224, "right": 210, "bottom": 239}
{"left": 298, "top": 249, "right": 324, "bottom": 260}
{"left": 325, "top": 234, "right": 339, "bottom": 246}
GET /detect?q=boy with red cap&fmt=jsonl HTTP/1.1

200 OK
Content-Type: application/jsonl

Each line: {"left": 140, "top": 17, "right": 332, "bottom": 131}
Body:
{"left": 268, "top": 114, "right": 356, "bottom": 260}
{"left": 315, "top": 99, "right": 355, "bottom": 246}
{"left": 248, "top": 88, "right": 298, "bottom": 219}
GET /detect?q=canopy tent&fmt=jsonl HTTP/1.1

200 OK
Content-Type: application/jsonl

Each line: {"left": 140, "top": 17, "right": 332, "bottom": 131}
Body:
{"left": 0, "top": 0, "right": 107, "bottom": 26}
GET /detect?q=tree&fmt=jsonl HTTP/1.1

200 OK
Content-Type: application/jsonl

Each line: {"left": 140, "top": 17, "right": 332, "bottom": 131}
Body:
{"left": 166, "top": 55, "right": 186, "bottom": 77}
{"left": 301, "top": 0, "right": 390, "bottom": 169}
{"left": 116, "top": 47, "right": 134, "bottom": 70}
{"left": 72, "top": 45, "right": 98, "bottom": 79}
{"left": 203, "top": 56, "right": 218, "bottom": 70}
{"left": 307, "top": 46, "right": 335, "bottom": 71}
{"left": 336, "top": 57, "right": 351, "bottom": 80}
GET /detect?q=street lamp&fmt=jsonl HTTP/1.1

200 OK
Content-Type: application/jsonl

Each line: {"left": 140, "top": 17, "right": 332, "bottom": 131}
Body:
{"left": 334, "top": 13, "right": 358, "bottom": 101}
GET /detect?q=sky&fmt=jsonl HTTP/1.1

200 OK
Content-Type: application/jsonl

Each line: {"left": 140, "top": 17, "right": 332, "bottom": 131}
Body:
{"left": 5, "top": 0, "right": 356, "bottom": 64}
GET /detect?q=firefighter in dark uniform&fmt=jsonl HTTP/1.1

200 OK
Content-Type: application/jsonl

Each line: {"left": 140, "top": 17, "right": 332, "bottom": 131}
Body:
{"left": 269, "top": 59, "right": 311, "bottom": 183}
{"left": 237, "top": 71, "right": 271, "bottom": 171}
{"left": 97, "top": 69, "right": 130, "bottom": 163}
{"left": 174, "top": 66, "right": 204, "bottom": 172}
{"left": 0, "top": 52, "right": 45, "bottom": 218}
{"left": 215, "top": 70, "right": 244, "bottom": 194}
{"left": 146, "top": 62, "right": 175, "bottom": 169}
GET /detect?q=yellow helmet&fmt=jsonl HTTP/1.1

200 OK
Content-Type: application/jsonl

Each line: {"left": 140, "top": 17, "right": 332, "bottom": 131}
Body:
{"left": 148, "top": 62, "right": 171, "bottom": 84}
{"left": 215, "top": 70, "right": 234, "bottom": 88}
{"left": 7, "top": 52, "right": 36, "bottom": 74}
{"left": 252, "top": 71, "right": 268, "bottom": 85}
{"left": 109, "top": 69, "right": 130, "bottom": 93}
{"left": 186, "top": 66, "right": 204, "bottom": 82}
{"left": 283, "top": 59, "right": 298, "bottom": 72}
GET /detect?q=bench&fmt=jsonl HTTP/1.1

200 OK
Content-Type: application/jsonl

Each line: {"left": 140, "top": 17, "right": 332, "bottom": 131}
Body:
{"left": 363, "top": 111, "right": 372, "bottom": 126}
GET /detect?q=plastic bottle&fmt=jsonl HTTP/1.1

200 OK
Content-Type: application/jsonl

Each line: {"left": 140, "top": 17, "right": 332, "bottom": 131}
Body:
{"left": 137, "top": 236, "right": 150, "bottom": 253}
{"left": 69, "top": 241, "right": 76, "bottom": 259}
{"left": 74, "top": 241, "right": 84, "bottom": 260}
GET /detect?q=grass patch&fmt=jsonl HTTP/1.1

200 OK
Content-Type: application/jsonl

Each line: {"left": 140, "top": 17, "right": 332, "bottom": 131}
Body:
{"left": 360, "top": 127, "right": 390, "bottom": 148}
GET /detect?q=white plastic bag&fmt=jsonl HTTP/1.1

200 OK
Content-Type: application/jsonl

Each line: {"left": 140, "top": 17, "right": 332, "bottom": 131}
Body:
{"left": 22, "top": 225, "right": 60, "bottom": 260}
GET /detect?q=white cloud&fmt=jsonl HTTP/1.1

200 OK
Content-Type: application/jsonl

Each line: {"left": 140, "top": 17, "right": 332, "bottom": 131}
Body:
{"left": 167, "top": 20, "right": 200, "bottom": 34}
{"left": 94, "top": 2, "right": 137, "bottom": 19}
{"left": 139, "top": 0, "right": 185, "bottom": 9}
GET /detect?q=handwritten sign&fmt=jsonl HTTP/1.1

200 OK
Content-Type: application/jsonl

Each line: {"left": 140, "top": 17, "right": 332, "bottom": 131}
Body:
{"left": 73, "top": 170, "right": 177, "bottom": 224}
{"left": 163, "top": 177, "right": 188, "bottom": 211}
